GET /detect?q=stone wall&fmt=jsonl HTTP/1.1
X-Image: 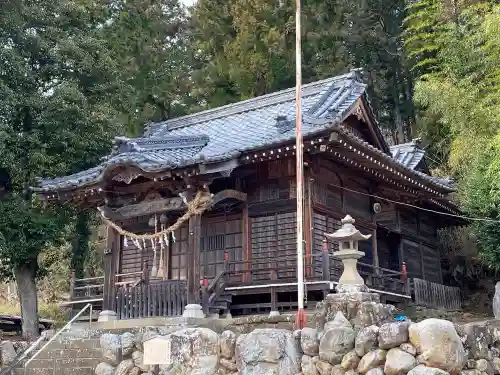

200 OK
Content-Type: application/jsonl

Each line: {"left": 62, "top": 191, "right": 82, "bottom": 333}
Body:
{"left": 93, "top": 294, "right": 500, "bottom": 375}
{"left": 4, "top": 304, "right": 500, "bottom": 375}
{"left": 0, "top": 331, "right": 102, "bottom": 375}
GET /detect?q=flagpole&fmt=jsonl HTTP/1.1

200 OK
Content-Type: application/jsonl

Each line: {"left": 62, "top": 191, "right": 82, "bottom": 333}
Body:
{"left": 294, "top": 0, "right": 306, "bottom": 329}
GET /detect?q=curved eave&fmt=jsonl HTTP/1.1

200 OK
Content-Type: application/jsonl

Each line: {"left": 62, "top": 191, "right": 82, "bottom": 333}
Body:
{"left": 33, "top": 105, "right": 454, "bottom": 200}
{"left": 336, "top": 129, "right": 455, "bottom": 195}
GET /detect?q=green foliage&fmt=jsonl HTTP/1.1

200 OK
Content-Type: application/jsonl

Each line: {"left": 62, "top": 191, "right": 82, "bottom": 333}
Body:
{"left": 0, "top": 196, "right": 68, "bottom": 279}
{"left": 100, "top": 0, "right": 194, "bottom": 135}
{"left": 414, "top": 3, "right": 500, "bottom": 269}
{"left": 191, "top": 0, "right": 415, "bottom": 141}
{"left": 460, "top": 135, "right": 500, "bottom": 269}
{"left": 0, "top": 0, "right": 127, "bottom": 336}
{"left": 404, "top": 0, "right": 446, "bottom": 77}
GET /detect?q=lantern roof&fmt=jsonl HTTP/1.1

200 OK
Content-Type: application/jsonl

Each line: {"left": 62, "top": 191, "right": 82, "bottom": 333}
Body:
{"left": 324, "top": 215, "right": 372, "bottom": 242}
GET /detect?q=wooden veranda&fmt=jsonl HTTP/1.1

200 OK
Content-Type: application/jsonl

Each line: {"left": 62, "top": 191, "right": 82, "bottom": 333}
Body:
{"left": 66, "top": 247, "right": 410, "bottom": 319}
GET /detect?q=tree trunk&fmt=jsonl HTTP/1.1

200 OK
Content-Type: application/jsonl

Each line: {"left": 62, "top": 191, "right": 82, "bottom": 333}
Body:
{"left": 14, "top": 261, "right": 39, "bottom": 340}
{"left": 71, "top": 212, "right": 91, "bottom": 279}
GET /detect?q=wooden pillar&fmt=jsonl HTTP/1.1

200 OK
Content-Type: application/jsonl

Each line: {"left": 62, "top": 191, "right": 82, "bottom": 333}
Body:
{"left": 242, "top": 204, "right": 251, "bottom": 282}
{"left": 304, "top": 173, "right": 313, "bottom": 278}
{"left": 187, "top": 215, "right": 202, "bottom": 305}
{"left": 103, "top": 225, "right": 118, "bottom": 311}
{"left": 372, "top": 228, "right": 380, "bottom": 274}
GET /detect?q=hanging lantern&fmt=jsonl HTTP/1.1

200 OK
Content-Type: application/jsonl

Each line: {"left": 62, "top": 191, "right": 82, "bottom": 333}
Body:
{"left": 148, "top": 216, "right": 156, "bottom": 227}
{"left": 159, "top": 213, "right": 168, "bottom": 224}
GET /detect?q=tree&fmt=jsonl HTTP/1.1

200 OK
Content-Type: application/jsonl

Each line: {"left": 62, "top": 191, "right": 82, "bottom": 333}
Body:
{"left": 100, "top": 0, "right": 194, "bottom": 135}
{"left": 0, "top": 0, "right": 124, "bottom": 338}
{"left": 413, "top": 3, "right": 500, "bottom": 268}
{"left": 190, "top": 0, "right": 415, "bottom": 141}
{"left": 404, "top": 0, "right": 445, "bottom": 78}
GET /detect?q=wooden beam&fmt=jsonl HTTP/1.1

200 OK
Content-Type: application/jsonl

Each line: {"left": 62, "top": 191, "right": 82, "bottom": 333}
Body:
{"left": 242, "top": 204, "right": 251, "bottom": 283}
{"left": 103, "top": 225, "right": 118, "bottom": 311}
{"left": 187, "top": 214, "right": 202, "bottom": 305}
{"left": 101, "top": 189, "right": 248, "bottom": 221}
{"left": 304, "top": 169, "right": 313, "bottom": 277}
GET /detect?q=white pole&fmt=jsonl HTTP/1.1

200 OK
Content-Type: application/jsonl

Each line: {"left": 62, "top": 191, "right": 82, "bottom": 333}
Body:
{"left": 294, "top": 0, "right": 305, "bottom": 329}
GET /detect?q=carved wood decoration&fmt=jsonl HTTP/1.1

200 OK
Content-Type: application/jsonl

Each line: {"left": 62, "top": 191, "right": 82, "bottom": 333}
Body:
{"left": 112, "top": 170, "right": 143, "bottom": 184}
{"left": 101, "top": 189, "right": 248, "bottom": 220}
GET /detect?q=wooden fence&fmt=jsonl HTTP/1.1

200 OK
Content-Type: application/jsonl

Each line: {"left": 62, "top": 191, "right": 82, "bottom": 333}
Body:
{"left": 413, "top": 278, "right": 461, "bottom": 310}
{"left": 115, "top": 280, "right": 187, "bottom": 319}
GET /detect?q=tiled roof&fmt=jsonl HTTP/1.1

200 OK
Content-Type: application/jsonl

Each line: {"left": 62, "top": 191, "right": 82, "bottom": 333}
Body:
{"left": 390, "top": 140, "right": 454, "bottom": 189}
{"left": 37, "top": 72, "right": 370, "bottom": 191}
{"left": 34, "top": 71, "right": 453, "bottom": 193}
{"left": 390, "top": 141, "right": 426, "bottom": 170}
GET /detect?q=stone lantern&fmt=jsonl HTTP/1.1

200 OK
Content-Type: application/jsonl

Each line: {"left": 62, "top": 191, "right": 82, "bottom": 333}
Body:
{"left": 325, "top": 215, "right": 371, "bottom": 293}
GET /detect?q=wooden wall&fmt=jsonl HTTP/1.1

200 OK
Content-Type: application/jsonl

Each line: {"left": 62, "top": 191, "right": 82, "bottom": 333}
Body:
{"left": 113, "top": 154, "right": 443, "bottom": 287}
{"left": 310, "top": 155, "right": 443, "bottom": 283}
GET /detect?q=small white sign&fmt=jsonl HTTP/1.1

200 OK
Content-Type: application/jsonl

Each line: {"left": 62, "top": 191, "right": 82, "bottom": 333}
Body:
{"left": 143, "top": 336, "right": 172, "bottom": 365}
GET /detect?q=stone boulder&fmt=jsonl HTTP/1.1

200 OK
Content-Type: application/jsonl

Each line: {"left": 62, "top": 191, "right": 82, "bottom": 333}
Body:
{"left": 1, "top": 341, "right": 17, "bottom": 366}
{"left": 135, "top": 330, "right": 157, "bottom": 352}
{"left": 461, "top": 370, "right": 481, "bottom": 375}
{"left": 341, "top": 350, "right": 361, "bottom": 370}
{"left": 132, "top": 350, "right": 150, "bottom": 372}
{"left": 384, "top": 348, "right": 418, "bottom": 375}
{"left": 409, "top": 319, "right": 465, "bottom": 375}
{"left": 302, "top": 355, "right": 319, "bottom": 375}
{"left": 462, "top": 323, "right": 492, "bottom": 360}
{"left": 400, "top": 343, "right": 417, "bottom": 356}
{"left": 408, "top": 365, "right": 450, "bottom": 375}
{"left": 357, "top": 349, "right": 387, "bottom": 374}
{"left": 221, "top": 331, "right": 237, "bottom": 359}
{"left": 366, "top": 368, "right": 384, "bottom": 375}
{"left": 220, "top": 358, "right": 238, "bottom": 372}
{"left": 319, "top": 312, "right": 356, "bottom": 365}
{"left": 94, "top": 362, "right": 115, "bottom": 375}
{"left": 475, "top": 359, "right": 493, "bottom": 375}
{"left": 492, "top": 357, "right": 500, "bottom": 374}
{"left": 354, "top": 301, "right": 396, "bottom": 329}
{"left": 100, "top": 333, "right": 122, "bottom": 366}
{"left": 301, "top": 328, "right": 320, "bottom": 356}
{"left": 160, "top": 328, "right": 220, "bottom": 375}
{"left": 493, "top": 282, "right": 500, "bottom": 320}
{"left": 379, "top": 322, "right": 410, "bottom": 349}
{"left": 121, "top": 332, "right": 136, "bottom": 357}
{"left": 316, "top": 359, "right": 333, "bottom": 375}
{"left": 115, "top": 359, "right": 134, "bottom": 375}
{"left": 355, "top": 325, "right": 379, "bottom": 357}
{"left": 331, "top": 364, "right": 345, "bottom": 375}
{"left": 235, "top": 328, "right": 300, "bottom": 375}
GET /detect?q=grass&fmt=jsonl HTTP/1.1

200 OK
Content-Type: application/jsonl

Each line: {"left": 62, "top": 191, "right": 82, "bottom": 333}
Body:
{"left": 0, "top": 301, "right": 69, "bottom": 330}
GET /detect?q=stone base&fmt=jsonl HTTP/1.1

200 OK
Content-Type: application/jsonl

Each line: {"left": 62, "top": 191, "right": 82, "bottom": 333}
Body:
{"left": 269, "top": 310, "right": 280, "bottom": 317}
{"left": 182, "top": 304, "right": 205, "bottom": 318}
{"left": 313, "top": 287, "right": 395, "bottom": 330}
{"left": 98, "top": 310, "right": 117, "bottom": 322}
{"left": 335, "top": 283, "right": 370, "bottom": 294}
{"left": 327, "top": 290, "right": 380, "bottom": 305}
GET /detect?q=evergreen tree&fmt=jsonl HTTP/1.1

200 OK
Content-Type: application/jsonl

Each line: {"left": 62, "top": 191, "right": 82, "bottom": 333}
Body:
{"left": 0, "top": 0, "right": 123, "bottom": 338}
{"left": 404, "top": 0, "right": 444, "bottom": 78}
{"left": 190, "top": 0, "right": 415, "bottom": 141}
{"left": 101, "top": 0, "right": 194, "bottom": 135}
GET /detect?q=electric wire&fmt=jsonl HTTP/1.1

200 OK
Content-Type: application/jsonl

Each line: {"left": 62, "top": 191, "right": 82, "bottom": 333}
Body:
{"left": 328, "top": 183, "right": 500, "bottom": 224}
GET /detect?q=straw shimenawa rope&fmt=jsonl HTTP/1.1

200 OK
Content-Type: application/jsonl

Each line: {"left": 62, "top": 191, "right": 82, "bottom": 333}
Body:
{"left": 98, "top": 191, "right": 213, "bottom": 240}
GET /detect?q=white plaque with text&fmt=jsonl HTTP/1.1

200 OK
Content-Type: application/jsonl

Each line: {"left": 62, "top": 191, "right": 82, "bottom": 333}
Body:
{"left": 143, "top": 336, "right": 172, "bottom": 365}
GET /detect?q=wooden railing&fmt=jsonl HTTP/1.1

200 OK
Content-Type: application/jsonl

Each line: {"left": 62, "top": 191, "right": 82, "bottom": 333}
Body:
{"left": 115, "top": 280, "right": 187, "bottom": 319}
{"left": 69, "top": 270, "right": 145, "bottom": 302}
{"left": 413, "top": 278, "right": 461, "bottom": 310}
{"left": 201, "top": 252, "right": 231, "bottom": 315}
{"left": 223, "top": 249, "right": 410, "bottom": 297}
